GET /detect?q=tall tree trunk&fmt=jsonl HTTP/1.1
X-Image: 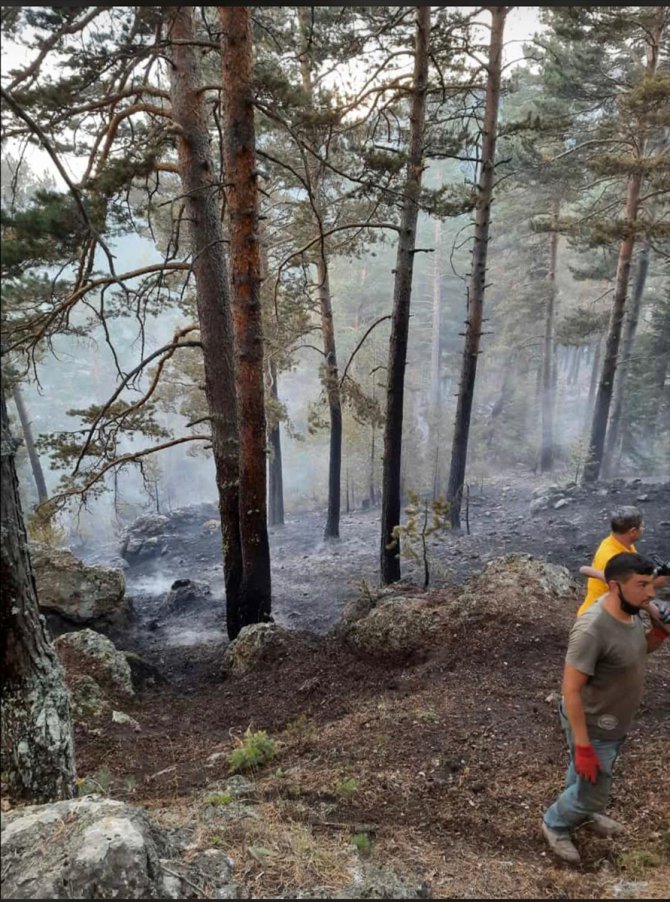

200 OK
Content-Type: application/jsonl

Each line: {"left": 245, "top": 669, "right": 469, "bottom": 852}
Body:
{"left": 11, "top": 383, "right": 48, "bottom": 504}
{"left": 380, "top": 6, "right": 430, "bottom": 585}
{"left": 167, "top": 6, "right": 243, "bottom": 640}
{"left": 587, "top": 336, "right": 602, "bottom": 411}
{"left": 220, "top": 5, "right": 272, "bottom": 626}
{"left": 268, "top": 358, "right": 285, "bottom": 527}
{"left": 298, "top": 8, "right": 343, "bottom": 540}
{"left": 1, "top": 387, "right": 76, "bottom": 803}
{"left": 582, "top": 10, "right": 663, "bottom": 483}
{"left": 430, "top": 218, "right": 443, "bottom": 408}
{"left": 540, "top": 199, "right": 559, "bottom": 472}
{"left": 447, "top": 6, "right": 506, "bottom": 527}
{"left": 603, "top": 238, "right": 650, "bottom": 477}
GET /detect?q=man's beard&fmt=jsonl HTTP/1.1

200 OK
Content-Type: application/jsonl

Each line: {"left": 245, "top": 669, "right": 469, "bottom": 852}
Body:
{"left": 618, "top": 583, "right": 642, "bottom": 617}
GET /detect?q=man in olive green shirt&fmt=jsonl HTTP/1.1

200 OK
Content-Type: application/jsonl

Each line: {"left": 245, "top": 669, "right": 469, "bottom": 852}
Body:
{"left": 542, "top": 552, "right": 669, "bottom": 865}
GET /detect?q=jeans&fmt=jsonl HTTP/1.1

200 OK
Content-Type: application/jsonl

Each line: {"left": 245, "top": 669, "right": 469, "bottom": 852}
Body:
{"left": 543, "top": 702, "right": 624, "bottom": 834}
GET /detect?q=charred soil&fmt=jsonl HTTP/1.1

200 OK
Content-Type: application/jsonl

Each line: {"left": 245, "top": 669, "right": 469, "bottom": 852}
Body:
{"left": 60, "top": 478, "right": 670, "bottom": 897}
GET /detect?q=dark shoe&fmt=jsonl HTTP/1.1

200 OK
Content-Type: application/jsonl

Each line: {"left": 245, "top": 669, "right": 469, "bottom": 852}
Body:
{"left": 586, "top": 813, "right": 625, "bottom": 837}
{"left": 542, "top": 821, "right": 581, "bottom": 864}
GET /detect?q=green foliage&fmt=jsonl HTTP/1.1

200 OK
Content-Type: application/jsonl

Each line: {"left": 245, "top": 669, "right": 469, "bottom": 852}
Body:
{"left": 388, "top": 491, "right": 450, "bottom": 588}
{"left": 351, "top": 832, "right": 372, "bottom": 857}
{"left": 76, "top": 767, "right": 111, "bottom": 796}
{"left": 204, "top": 791, "right": 233, "bottom": 807}
{"left": 228, "top": 728, "right": 278, "bottom": 774}
{"left": 334, "top": 776, "right": 358, "bottom": 801}
{"left": 25, "top": 505, "right": 66, "bottom": 546}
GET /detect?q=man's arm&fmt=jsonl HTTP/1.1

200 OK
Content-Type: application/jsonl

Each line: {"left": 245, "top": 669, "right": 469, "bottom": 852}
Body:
{"left": 562, "top": 663, "right": 590, "bottom": 746}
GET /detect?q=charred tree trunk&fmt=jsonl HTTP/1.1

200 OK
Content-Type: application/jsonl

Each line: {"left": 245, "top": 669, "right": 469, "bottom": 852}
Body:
{"left": 298, "top": 9, "right": 343, "bottom": 540}
{"left": 167, "top": 7, "right": 243, "bottom": 640}
{"left": 540, "top": 201, "right": 559, "bottom": 472}
{"left": 268, "top": 358, "right": 285, "bottom": 527}
{"left": 447, "top": 6, "right": 506, "bottom": 527}
{"left": 1, "top": 388, "right": 76, "bottom": 803}
{"left": 11, "top": 383, "right": 48, "bottom": 504}
{"left": 582, "top": 11, "right": 663, "bottom": 483}
{"left": 587, "top": 336, "right": 602, "bottom": 412}
{"left": 220, "top": 5, "right": 272, "bottom": 626}
{"left": 603, "top": 238, "right": 650, "bottom": 477}
{"left": 380, "top": 6, "right": 430, "bottom": 585}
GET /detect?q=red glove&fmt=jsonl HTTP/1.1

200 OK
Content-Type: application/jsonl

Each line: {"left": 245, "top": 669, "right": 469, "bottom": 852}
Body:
{"left": 575, "top": 744, "right": 602, "bottom": 783}
{"left": 650, "top": 626, "right": 670, "bottom": 643}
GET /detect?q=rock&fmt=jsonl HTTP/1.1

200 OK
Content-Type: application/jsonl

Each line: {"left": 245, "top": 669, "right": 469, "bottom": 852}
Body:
{"left": 611, "top": 881, "right": 649, "bottom": 899}
{"left": 112, "top": 710, "right": 141, "bottom": 731}
{"left": 55, "top": 628, "right": 134, "bottom": 697}
{"left": 553, "top": 498, "right": 569, "bottom": 509}
{"left": 1, "top": 796, "right": 171, "bottom": 899}
{"left": 343, "top": 596, "right": 451, "bottom": 660}
{"left": 68, "top": 674, "right": 109, "bottom": 719}
{"left": 222, "top": 624, "right": 316, "bottom": 675}
{"left": 160, "top": 578, "right": 213, "bottom": 616}
{"left": 295, "top": 864, "right": 429, "bottom": 899}
{"left": 121, "top": 514, "right": 171, "bottom": 562}
{"left": 30, "top": 543, "right": 129, "bottom": 632}
{"left": 636, "top": 494, "right": 649, "bottom": 502}
{"left": 529, "top": 497, "right": 549, "bottom": 515}
{"left": 457, "top": 554, "right": 579, "bottom": 621}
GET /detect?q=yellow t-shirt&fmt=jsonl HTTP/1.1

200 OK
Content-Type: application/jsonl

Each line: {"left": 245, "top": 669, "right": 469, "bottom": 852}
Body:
{"left": 577, "top": 534, "right": 636, "bottom": 617}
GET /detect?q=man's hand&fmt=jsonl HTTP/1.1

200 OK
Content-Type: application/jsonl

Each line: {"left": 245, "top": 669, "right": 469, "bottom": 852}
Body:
{"left": 649, "top": 602, "right": 670, "bottom": 642}
{"left": 575, "top": 744, "right": 602, "bottom": 783}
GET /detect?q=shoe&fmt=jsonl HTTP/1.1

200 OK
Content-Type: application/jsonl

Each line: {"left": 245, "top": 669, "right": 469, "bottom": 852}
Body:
{"left": 542, "top": 821, "right": 581, "bottom": 864}
{"left": 585, "top": 813, "right": 625, "bottom": 837}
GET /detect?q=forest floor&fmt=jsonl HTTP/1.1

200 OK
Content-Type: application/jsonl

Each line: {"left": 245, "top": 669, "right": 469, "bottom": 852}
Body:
{"left": 64, "top": 475, "right": 670, "bottom": 897}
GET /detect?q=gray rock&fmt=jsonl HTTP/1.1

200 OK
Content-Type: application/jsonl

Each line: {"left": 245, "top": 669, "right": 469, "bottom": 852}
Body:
{"left": 553, "top": 498, "right": 569, "bottom": 509}
{"left": 343, "top": 597, "right": 450, "bottom": 660}
{"left": 222, "top": 624, "right": 315, "bottom": 675}
{"left": 30, "top": 543, "right": 128, "bottom": 630}
{"left": 611, "top": 881, "right": 649, "bottom": 899}
{"left": 1, "top": 797, "right": 169, "bottom": 899}
{"left": 160, "top": 578, "right": 213, "bottom": 616}
{"left": 68, "top": 675, "right": 109, "bottom": 720}
{"left": 121, "top": 514, "right": 171, "bottom": 562}
{"left": 529, "top": 497, "right": 549, "bottom": 515}
{"left": 54, "top": 628, "right": 134, "bottom": 697}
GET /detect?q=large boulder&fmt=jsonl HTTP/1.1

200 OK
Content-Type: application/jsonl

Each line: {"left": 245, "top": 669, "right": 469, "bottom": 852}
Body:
{"left": 222, "top": 623, "right": 316, "bottom": 676}
{"left": 30, "top": 543, "right": 129, "bottom": 632}
{"left": 54, "top": 628, "right": 134, "bottom": 697}
{"left": 121, "top": 513, "right": 171, "bottom": 562}
{"left": 456, "top": 553, "right": 579, "bottom": 621}
{"left": 0, "top": 796, "right": 242, "bottom": 899}
{"left": 342, "top": 596, "right": 452, "bottom": 660}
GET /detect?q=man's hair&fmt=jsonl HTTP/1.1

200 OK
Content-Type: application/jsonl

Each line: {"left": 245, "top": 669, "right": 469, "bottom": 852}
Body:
{"left": 604, "top": 552, "right": 654, "bottom": 583}
{"left": 610, "top": 505, "right": 643, "bottom": 534}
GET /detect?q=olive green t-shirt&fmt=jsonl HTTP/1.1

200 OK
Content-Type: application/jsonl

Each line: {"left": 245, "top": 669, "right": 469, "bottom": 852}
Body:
{"left": 565, "top": 598, "right": 648, "bottom": 740}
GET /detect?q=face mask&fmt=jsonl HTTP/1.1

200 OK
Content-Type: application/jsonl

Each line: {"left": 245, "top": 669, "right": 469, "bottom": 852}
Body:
{"left": 617, "top": 582, "right": 641, "bottom": 617}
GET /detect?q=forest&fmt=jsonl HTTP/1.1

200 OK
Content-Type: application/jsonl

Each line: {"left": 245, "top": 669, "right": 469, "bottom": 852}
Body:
{"left": 1, "top": 5, "right": 669, "bottom": 900}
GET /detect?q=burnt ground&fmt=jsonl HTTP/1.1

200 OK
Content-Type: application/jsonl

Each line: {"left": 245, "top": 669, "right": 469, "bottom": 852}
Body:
{"left": 58, "top": 477, "right": 670, "bottom": 897}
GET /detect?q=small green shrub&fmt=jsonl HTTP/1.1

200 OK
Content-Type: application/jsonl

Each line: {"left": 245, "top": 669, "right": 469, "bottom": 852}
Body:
{"left": 616, "top": 848, "right": 663, "bottom": 879}
{"left": 76, "top": 767, "right": 111, "bottom": 796}
{"left": 351, "top": 832, "right": 372, "bottom": 857}
{"left": 228, "top": 728, "right": 277, "bottom": 774}
{"left": 204, "top": 791, "right": 233, "bottom": 807}
{"left": 335, "top": 776, "right": 358, "bottom": 801}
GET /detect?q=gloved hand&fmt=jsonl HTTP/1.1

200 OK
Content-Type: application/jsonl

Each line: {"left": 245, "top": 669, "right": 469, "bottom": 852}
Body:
{"left": 575, "top": 744, "right": 602, "bottom": 783}
{"left": 650, "top": 603, "right": 670, "bottom": 642}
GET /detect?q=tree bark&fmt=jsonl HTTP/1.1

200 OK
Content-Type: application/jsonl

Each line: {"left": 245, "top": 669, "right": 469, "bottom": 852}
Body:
{"left": 167, "top": 6, "right": 244, "bottom": 640}
{"left": 430, "top": 218, "right": 443, "bottom": 408}
{"left": 447, "top": 6, "right": 506, "bottom": 527}
{"left": 11, "top": 383, "right": 48, "bottom": 504}
{"left": 1, "top": 387, "right": 76, "bottom": 803}
{"left": 539, "top": 199, "right": 559, "bottom": 472}
{"left": 220, "top": 5, "right": 272, "bottom": 627}
{"left": 603, "top": 238, "right": 650, "bottom": 477}
{"left": 380, "top": 6, "right": 430, "bottom": 585}
{"left": 582, "top": 9, "right": 664, "bottom": 483}
{"left": 268, "top": 358, "right": 285, "bottom": 527}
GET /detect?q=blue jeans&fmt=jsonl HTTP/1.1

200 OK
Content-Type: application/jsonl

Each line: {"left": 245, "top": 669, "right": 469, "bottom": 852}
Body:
{"left": 544, "top": 702, "right": 624, "bottom": 833}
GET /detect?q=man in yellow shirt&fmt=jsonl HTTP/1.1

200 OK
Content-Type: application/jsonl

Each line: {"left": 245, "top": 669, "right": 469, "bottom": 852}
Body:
{"left": 578, "top": 505, "right": 670, "bottom": 618}
{"left": 577, "top": 506, "right": 643, "bottom": 617}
